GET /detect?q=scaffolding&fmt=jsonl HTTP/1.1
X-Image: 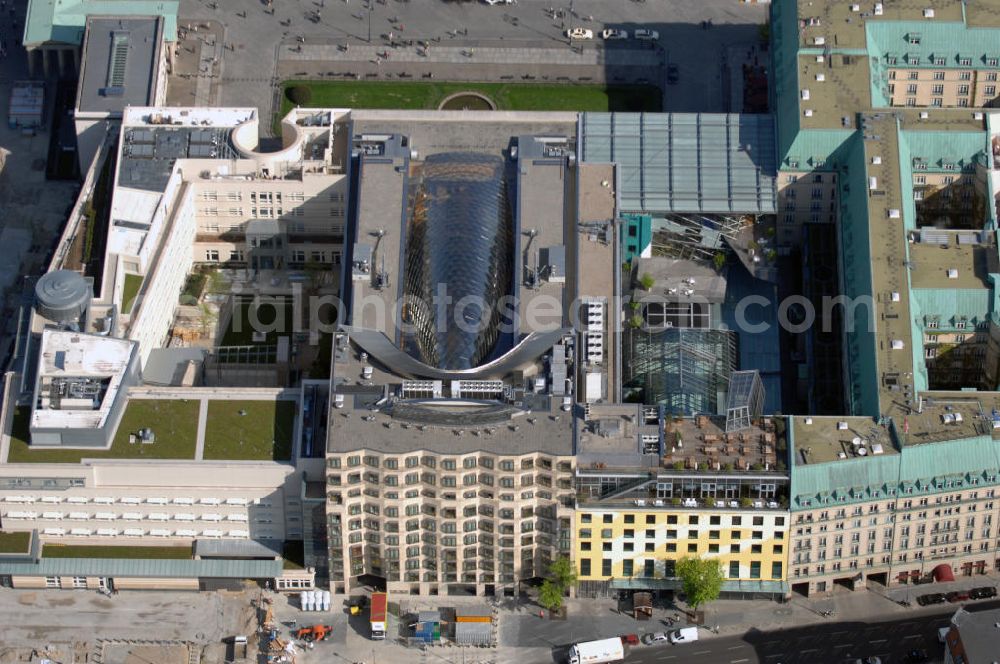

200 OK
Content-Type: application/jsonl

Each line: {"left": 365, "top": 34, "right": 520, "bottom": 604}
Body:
{"left": 625, "top": 327, "right": 737, "bottom": 416}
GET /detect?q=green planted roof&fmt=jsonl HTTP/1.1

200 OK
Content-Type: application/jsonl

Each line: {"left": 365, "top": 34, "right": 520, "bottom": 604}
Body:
{"left": 24, "top": 0, "right": 178, "bottom": 46}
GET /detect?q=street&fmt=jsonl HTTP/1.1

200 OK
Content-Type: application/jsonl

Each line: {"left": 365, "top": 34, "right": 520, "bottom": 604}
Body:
{"left": 582, "top": 601, "right": 1000, "bottom": 664}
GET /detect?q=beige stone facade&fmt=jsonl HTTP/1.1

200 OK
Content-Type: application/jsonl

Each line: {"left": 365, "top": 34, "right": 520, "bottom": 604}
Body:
{"left": 887, "top": 68, "right": 1000, "bottom": 108}
{"left": 789, "top": 488, "right": 1000, "bottom": 596}
{"left": 776, "top": 170, "right": 839, "bottom": 247}
{"left": 325, "top": 450, "right": 575, "bottom": 596}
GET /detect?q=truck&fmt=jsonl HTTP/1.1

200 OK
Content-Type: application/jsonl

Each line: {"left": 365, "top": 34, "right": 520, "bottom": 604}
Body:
{"left": 370, "top": 591, "right": 388, "bottom": 640}
{"left": 567, "top": 637, "right": 625, "bottom": 664}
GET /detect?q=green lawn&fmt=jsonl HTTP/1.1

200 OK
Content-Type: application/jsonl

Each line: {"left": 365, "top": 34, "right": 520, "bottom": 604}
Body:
{"left": 7, "top": 400, "right": 200, "bottom": 464}
{"left": 42, "top": 544, "right": 192, "bottom": 559}
{"left": 0, "top": 531, "right": 31, "bottom": 554}
{"left": 122, "top": 273, "right": 143, "bottom": 314}
{"left": 221, "top": 297, "right": 294, "bottom": 347}
{"left": 203, "top": 399, "right": 296, "bottom": 461}
{"left": 280, "top": 80, "right": 661, "bottom": 115}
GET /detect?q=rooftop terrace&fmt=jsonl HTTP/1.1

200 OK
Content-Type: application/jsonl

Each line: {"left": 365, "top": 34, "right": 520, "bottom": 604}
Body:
{"left": 577, "top": 405, "right": 785, "bottom": 474}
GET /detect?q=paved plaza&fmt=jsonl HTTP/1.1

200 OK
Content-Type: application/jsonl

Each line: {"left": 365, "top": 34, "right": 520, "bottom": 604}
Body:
{"left": 172, "top": 0, "right": 769, "bottom": 128}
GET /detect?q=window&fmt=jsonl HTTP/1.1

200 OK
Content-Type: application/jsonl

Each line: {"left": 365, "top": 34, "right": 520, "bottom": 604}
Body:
{"left": 932, "top": 98, "right": 943, "bottom": 107}
{"left": 958, "top": 85, "right": 970, "bottom": 95}
{"left": 729, "top": 561, "right": 739, "bottom": 578}
{"left": 933, "top": 71, "right": 945, "bottom": 80}
{"left": 206, "top": 249, "right": 219, "bottom": 261}
{"left": 622, "top": 560, "right": 633, "bottom": 576}
{"left": 603, "top": 514, "right": 613, "bottom": 524}
{"left": 646, "top": 515, "right": 656, "bottom": 525}
{"left": 959, "top": 57, "right": 972, "bottom": 66}
{"left": 960, "top": 71, "right": 972, "bottom": 81}
{"left": 909, "top": 71, "right": 919, "bottom": 80}
{"left": 580, "top": 559, "right": 591, "bottom": 576}
{"left": 931, "top": 85, "right": 944, "bottom": 95}
{"left": 772, "top": 562, "right": 783, "bottom": 579}
{"left": 986, "top": 86, "right": 997, "bottom": 96}
{"left": 749, "top": 561, "right": 761, "bottom": 579}
{"left": 624, "top": 514, "right": 635, "bottom": 524}
{"left": 601, "top": 559, "right": 612, "bottom": 576}
{"left": 689, "top": 516, "right": 699, "bottom": 525}
{"left": 988, "top": 72, "right": 999, "bottom": 82}
{"left": 581, "top": 514, "right": 592, "bottom": 524}
{"left": 687, "top": 543, "right": 697, "bottom": 553}
{"left": 907, "top": 84, "right": 918, "bottom": 95}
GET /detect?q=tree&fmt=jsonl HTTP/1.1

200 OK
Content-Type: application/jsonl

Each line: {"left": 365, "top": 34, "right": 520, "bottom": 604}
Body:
{"left": 675, "top": 557, "right": 724, "bottom": 612}
{"left": 713, "top": 252, "right": 726, "bottom": 271}
{"left": 286, "top": 85, "right": 312, "bottom": 106}
{"left": 638, "top": 273, "right": 656, "bottom": 290}
{"left": 537, "top": 579, "right": 564, "bottom": 612}
{"left": 547, "top": 556, "right": 578, "bottom": 591}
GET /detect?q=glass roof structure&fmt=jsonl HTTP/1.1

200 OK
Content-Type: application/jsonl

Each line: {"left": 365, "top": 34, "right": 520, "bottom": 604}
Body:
{"left": 402, "top": 153, "right": 514, "bottom": 371}
{"left": 580, "top": 113, "right": 778, "bottom": 214}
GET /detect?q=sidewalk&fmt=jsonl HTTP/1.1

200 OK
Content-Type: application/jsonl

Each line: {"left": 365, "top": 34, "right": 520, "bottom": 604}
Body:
{"left": 269, "top": 572, "right": 1000, "bottom": 664}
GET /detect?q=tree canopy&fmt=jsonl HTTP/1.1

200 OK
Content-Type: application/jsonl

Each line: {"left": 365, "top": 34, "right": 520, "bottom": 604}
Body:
{"left": 675, "top": 556, "right": 724, "bottom": 611}
{"left": 537, "top": 579, "right": 564, "bottom": 612}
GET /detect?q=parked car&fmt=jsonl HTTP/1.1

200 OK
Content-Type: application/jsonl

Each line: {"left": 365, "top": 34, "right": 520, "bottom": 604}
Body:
{"left": 602, "top": 28, "right": 628, "bottom": 40}
{"left": 641, "top": 632, "right": 669, "bottom": 645}
{"left": 969, "top": 586, "right": 998, "bottom": 599}
{"left": 566, "top": 28, "right": 594, "bottom": 40}
{"left": 619, "top": 634, "right": 639, "bottom": 647}
{"left": 916, "top": 593, "right": 947, "bottom": 606}
{"left": 634, "top": 28, "right": 659, "bottom": 40}
{"left": 947, "top": 590, "right": 970, "bottom": 603}
{"left": 667, "top": 64, "right": 679, "bottom": 84}
{"left": 906, "top": 649, "right": 930, "bottom": 663}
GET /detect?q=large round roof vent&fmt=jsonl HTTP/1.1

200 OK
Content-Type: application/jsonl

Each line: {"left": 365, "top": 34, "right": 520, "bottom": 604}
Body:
{"left": 35, "top": 270, "right": 92, "bottom": 323}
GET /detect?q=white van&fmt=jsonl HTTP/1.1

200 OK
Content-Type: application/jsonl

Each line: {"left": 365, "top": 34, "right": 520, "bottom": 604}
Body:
{"left": 669, "top": 627, "right": 699, "bottom": 644}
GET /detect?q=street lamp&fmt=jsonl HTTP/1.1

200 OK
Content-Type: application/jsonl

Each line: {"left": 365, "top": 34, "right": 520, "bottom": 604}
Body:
{"left": 367, "top": 5, "right": 373, "bottom": 43}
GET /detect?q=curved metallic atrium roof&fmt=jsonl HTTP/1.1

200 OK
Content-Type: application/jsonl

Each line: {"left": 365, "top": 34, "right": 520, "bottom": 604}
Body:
{"left": 402, "top": 152, "right": 514, "bottom": 371}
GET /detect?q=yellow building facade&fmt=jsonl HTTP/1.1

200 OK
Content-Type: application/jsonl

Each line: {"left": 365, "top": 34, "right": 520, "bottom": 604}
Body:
{"left": 574, "top": 507, "right": 788, "bottom": 588}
